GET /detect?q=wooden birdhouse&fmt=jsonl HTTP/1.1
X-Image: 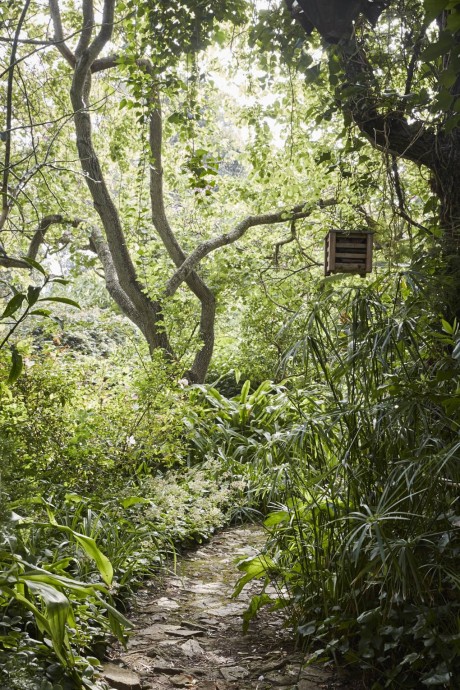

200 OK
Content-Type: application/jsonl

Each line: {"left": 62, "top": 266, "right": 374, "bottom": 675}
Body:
{"left": 324, "top": 230, "right": 373, "bottom": 277}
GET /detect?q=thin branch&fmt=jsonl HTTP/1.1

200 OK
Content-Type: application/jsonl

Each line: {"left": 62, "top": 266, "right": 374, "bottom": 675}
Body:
{"left": 0, "top": 255, "right": 31, "bottom": 269}
{"left": 274, "top": 218, "right": 296, "bottom": 267}
{"left": 165, "top": 198, "right": 336, "bottom": 296}
{"left": 1, "top": 0, "right": 32, "bottom": 230}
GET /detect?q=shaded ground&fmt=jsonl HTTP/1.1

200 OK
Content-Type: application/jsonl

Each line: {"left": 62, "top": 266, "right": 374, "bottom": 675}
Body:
{"left": 103, "top": 526, "right": 351, "bottom": 690}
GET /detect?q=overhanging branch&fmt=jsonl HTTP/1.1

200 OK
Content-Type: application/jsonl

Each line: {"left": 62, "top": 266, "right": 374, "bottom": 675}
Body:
{"left": 165, "top": 198, "right": 336, "bottom": 296}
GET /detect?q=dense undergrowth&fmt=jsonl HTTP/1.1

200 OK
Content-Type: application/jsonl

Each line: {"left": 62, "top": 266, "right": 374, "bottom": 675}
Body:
{"left": 232, "top": 270, "right": 460, "bottom": 689}
{"left": 1, "top": 265, "right": 459, "bottom": 689}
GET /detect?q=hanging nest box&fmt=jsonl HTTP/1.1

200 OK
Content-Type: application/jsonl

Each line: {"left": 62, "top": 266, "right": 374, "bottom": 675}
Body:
{"left": 324, "top": 230, "right": 373, "bottom": 277}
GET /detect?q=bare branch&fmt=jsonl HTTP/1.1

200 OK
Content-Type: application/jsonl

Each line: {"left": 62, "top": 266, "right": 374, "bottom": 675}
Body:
{"left": 0, "top": 255, "right": 30, "bottom": 269}
{"left": 27, "top": 215, "right": 82, "bottom": 260}
{"left": 165, "top": 198, "right": 337, "bottom": 297}
{"left": 1, "top": 0, "right": 32, "bottom": 231}
{"left": 48, "top": 0, "right": 76, "bottom": 67}
{"left": 75, "top": 0, "right": 94, "bottom": 59}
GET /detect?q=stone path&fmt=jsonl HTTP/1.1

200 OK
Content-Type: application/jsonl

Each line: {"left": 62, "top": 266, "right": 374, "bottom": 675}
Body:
{"left": 103, "top": 526, "right": 350, "bottom": 690}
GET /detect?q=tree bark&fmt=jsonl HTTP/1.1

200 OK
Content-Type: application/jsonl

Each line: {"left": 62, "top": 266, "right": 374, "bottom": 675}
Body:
{"left": 287, "top": 1, "right": 460, "bottom": 317}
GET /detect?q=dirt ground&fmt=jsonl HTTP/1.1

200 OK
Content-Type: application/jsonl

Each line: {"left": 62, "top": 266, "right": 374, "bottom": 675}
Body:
{"left": 103, "top": 526, "right": 353, "bottom": 690}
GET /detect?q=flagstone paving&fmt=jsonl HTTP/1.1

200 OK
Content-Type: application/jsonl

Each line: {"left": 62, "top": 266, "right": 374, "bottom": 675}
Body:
{"left": 103, "top": 526, "right": 352, "bottom": 690}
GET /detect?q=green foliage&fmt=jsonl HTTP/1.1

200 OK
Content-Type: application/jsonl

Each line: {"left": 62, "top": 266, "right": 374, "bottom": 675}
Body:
{"left": 232, "top": 271, "right": 460, "bottom": 687}
{"left": 187, "top": 379, "right": 302, "bottom": 517}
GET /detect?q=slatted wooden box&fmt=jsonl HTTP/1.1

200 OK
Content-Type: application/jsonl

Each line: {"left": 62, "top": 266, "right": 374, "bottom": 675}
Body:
{"left": 324, "top": 230, "right": 373, "bottom": 277}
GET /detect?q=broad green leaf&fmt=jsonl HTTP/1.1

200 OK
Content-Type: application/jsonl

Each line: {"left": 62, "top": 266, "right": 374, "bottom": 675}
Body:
{"left": 29, "top": 308, "right": 52, "bottom": 316}
{"left": 38, "top": 296, "right": 81, "bottom": 309}
{"left": 61, "top": 528, "right": 113, "bottom": 585}
{"left": 20, "top": 524, "right": 113, "bottom": 586}
{"left": 21, "top": 570, "right": 105, "bottom": 596}
{"left": 239, "top": 380, "right": 251, "bottom": 404}
{"left": 264, "top": 510, "right": 290, "bottom": 527}
{"left": 233, "top": 555, "right": 276, "bottom": 597}
{"left": 424, "top": 0, "right": 449, "bottom": 22}
{"left": 26, "top": 580, "right": 70, "bottom": 658}
{"left": 441, "top": 318, "right": 453, "bottom": 334}
{"left": 242, "top": 593, "right": 272, "bottom": 633}
{"left": 20, "top": 256, "right": 47, "bottom": 275}
{"left": 2, "top": 293, "right": 25, "bottom": 319}
{"left": 121, "top": 496, "right": 151, "bottom": 509}
{"left": 0, "top": 584, "right": 68, "bottom": 665}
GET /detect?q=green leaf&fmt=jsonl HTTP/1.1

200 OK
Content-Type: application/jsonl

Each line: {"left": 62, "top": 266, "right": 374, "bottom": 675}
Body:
{"left": 264, "top": 510, "right": 290, "bottom": 527}
{"left": 8, "top": 347, "right": 23, "bottom": 384}
{"left": 121, "top": 496, "right": 151, "bottom": 509}
{"left": 25, "top": 580, "right": 70, "bottom": 659}
{"left": 242, "top": 593, "right": 272, "bottom": 633}
{"left": 446, "top": 9, "right": 460, "bottom": 31}
{"left": 424, "top": 0, "right": 449, "bottom": 22}
{"left": 441, "top": 318, "right": 453, "bottom": 334}
{"left": 23, "top": 524, "right": 113, "bottom": 586}
{"left": 63, "top": 529, "right": 113, "bottom": 585}
{"left": 27, "top": 285, "right": 41, "bottom": 306}
{"left": 422, "top": 32, "right": 454, "bottom": 61}
{"left": 29, "top": 308, "right": 52, "bottom": 317}
{"left": 233, "top": 555, "right": 276, "bottom": 597}
{"left": 20, "top": 256, "right": 47, "bottom": 275}
{"left": 38, "top": 296, "right": 81, "bottom": 309}
{"left": 2, "top": 293, "right": 25, "bottom": 319}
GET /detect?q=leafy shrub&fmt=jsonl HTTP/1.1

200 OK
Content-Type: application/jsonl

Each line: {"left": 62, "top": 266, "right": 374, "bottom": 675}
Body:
{"left": 234, "top": 273, "right": 460, "bottom": 688}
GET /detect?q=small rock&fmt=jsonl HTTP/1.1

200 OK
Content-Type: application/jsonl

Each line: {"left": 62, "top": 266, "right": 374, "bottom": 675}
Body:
{"left": 152, "top": 662, "right": 185, "bottom": 675}
{"left": 209, "top": 603, "right": 246, "bottom": 617}
{"left": 196, "top": 616, "right": 219, "bottom": 626}
{"left": 167, "top": 628, "right": 205, "bottom": 638}
{"left": 219, "top": 665, "right": 249, "bottom": 681}
{"left": 155, "top": 597, "right": 180, "bottom": 610}
{"left": 298, "top": 681, "right": 324, "bottom": 690}
{"left": 180, "top": 639, "right": 204, "bottom": 657}
{"left": 141, "top": 623, "right": 180, "bottom": 640}
{"left": 102, "top": 663, "right": 142, "bottom": 690}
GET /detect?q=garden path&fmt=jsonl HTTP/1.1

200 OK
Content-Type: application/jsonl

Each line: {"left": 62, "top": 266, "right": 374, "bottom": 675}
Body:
{"left": 103, "top": 526, "right": 351, "bottom": 690}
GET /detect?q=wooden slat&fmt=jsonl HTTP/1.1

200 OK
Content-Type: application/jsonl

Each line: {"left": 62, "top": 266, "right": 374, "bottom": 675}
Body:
{"left": 335, "top": 252, "right": 367, "bottom": 259}
{"left": 335, "top": 241, "right": 367, "bottom": 248}
{"left": 328, "top": 232, "right": 336, "bottom": 273}
{"left": 333, "top": 264, "right": 365, "bottom": 271}
{"left": 365, "top": 234, "right": 373, "bottom": 273}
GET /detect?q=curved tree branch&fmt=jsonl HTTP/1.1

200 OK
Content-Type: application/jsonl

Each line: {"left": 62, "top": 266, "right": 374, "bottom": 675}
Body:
{"left": 165, "top": 198, "right": 337, "bottom": 296}
{"left": 337, "top": 38, "right": 436, "bottom": 167}
{"left": 27, "top": 215, "right": 82, "bottom": 260}
{"left": 147, "top": 72, "right": 216, "bottom": 382}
